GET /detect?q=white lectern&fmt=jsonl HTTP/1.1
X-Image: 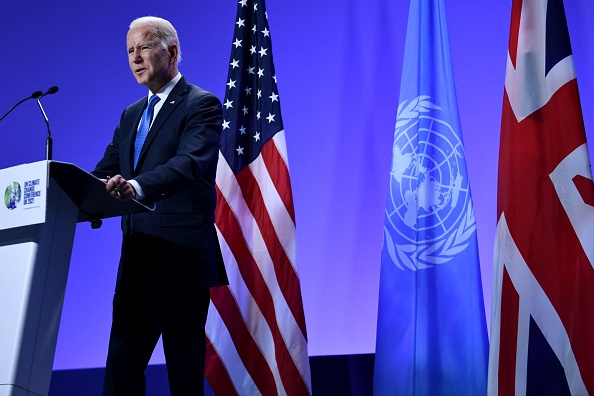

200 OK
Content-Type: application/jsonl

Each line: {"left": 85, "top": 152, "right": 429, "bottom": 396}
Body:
{"left": 0, "top": 161, "right": 151, "bottom": 396}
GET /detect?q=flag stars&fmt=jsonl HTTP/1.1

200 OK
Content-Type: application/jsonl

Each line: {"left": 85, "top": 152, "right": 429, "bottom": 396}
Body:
{"left": 223, "top": 5, "right": 284, "bottom": 164}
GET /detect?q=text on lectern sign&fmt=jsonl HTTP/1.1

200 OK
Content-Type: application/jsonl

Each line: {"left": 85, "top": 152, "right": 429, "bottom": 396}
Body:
{"left": 0, "top": 161, "right": 47, "bottom": 231}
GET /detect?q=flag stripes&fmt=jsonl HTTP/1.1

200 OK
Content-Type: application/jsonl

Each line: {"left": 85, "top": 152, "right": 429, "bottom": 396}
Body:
{"left": 236, "top": 165, "right": 305, "bottom": 334}
{"left": 489, "top": 0, "right": 594, "bottom": 392}
{"left": 490, "top": 216, "right": 589, "bottom": 395}
{"left": 573, "top": 174, "right": 594, "bottom": 208}
{"left": 209, "top": 285, "right": 279, "bottom": 394}
{"left": 208, "top": 151, "right": 310, "bottom": 395}
{"left": 217, "top": 153, "right": 305, "bottom": 345}
{"left": 508, "top": 0, "right": 522, "bottom": 68}
{"left": 497, "top": 268, "right": 519, "bottom": 396}
{"left": 205, "top": 1, "right": 311, "bottom": 393}
{"left": 494, "top": 82, "right": 594, "bottom": 391}
{"left": 205, "top": 337, "right": 240, "bottom": 395}
{"left": 212, "top": 192, "right": 289, "bottom": 394}
{"left": 261, "top": 134, "right": 296, "bottom": 224}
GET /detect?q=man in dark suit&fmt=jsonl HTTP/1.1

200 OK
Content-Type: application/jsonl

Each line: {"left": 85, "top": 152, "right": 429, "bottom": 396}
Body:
{"left": 92, "top": 16, "right": 227, "bottom": 396}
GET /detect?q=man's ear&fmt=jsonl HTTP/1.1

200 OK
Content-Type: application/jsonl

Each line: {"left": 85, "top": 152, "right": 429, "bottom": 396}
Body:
{"left": 169, "top": 44, "right": 178, "bottom": 64}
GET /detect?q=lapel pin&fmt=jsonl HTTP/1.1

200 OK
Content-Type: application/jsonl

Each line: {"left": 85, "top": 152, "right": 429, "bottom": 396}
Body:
{"left": 170, "top": 100, "right": 175, "bottom": 104}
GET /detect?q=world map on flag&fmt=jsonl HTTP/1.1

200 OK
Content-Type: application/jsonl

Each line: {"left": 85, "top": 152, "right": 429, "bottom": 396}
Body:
{"left": 384, "top": 96, "right": 477, "bottom": 270}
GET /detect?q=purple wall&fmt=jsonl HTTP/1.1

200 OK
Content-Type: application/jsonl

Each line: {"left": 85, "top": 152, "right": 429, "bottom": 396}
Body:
{"left": 1, "top": 0, "right": 593, "bottom": 370}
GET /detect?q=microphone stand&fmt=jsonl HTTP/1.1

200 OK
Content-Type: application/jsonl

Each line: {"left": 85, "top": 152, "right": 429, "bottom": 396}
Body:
{"left": 36, "top": 86, "right": 58, "bottom": 161}
{"left": 1, "top": 86, "right": 59, "bottom": 161}
{"left": 36, "top": 99, "right": 52, "bottom": 161}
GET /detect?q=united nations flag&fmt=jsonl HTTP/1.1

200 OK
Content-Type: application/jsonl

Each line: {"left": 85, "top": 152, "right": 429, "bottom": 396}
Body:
{"left": 374, "top": 0, "right": 489, "bottom": 395}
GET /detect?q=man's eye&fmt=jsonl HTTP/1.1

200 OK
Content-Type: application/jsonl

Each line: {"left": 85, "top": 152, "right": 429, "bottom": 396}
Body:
{"left": 141, "top": 45, "right": 151, "bottom": 51}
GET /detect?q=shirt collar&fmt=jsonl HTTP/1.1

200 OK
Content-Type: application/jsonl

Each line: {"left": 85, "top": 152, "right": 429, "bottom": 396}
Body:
{"left": 149, "top": 72, "right": 182, "bottom": 102}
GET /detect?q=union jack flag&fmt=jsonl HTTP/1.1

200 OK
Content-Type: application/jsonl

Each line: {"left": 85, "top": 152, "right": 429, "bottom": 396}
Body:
{"left": 204, "top": 0, "right": 312, "bottom": 395}
{"left": 489, "top": 0, "right": 594, "bottom": 394}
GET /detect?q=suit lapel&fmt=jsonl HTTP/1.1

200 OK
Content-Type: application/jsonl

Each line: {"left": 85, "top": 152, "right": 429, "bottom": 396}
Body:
{"left": 135, "top": 78, "right": 188, "bottom": 171}
{"left": 122, "top": 100, "right": 145, "bottom": 177}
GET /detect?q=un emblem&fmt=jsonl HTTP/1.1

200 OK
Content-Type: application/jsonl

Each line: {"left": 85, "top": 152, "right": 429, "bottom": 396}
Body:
{"left": 4, "top": 181, "right": 22, "bottom": 210}
{"left": 384, "top": 96, "right": 476, "bottom": 271}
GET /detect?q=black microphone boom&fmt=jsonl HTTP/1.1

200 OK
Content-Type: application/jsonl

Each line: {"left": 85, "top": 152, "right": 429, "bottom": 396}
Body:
{"left": 0, "top": 90, "right": 43, "bottom": 122}
{"left": 40, "top": 86, "right": 59, "bottom": 98}
{"left": 37, "top": 86, "right": 59, "bottom": 161}
{"left": 1, "top": 86, "right": 59, "bottom": 161}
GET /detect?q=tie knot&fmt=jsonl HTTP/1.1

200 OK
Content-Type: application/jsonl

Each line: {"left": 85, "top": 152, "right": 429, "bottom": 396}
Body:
{"left": 148, "top": 94, "right": 160, "bottom": 108}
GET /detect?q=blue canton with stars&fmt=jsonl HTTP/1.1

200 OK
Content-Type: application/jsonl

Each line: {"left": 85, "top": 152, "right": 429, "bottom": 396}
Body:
{"left": 221, "top": 0, "right": 283, "bottom": 174}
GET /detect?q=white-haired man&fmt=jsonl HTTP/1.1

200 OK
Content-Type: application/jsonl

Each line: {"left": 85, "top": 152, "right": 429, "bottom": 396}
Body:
{"left": 92, "top": 16, "right": 227, "bottom": 396}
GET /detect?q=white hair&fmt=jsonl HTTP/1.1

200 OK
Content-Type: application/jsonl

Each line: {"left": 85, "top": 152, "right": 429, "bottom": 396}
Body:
{"left": 130, "top": 16, "right": 182, "bottom": 64}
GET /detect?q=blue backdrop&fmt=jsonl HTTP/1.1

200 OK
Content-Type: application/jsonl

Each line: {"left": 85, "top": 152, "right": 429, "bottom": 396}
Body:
{"left": 1, "top": 0, "right": 593, "bottom": 370}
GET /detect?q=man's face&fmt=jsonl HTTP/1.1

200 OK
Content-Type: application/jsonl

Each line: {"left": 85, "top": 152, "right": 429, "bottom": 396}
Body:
{"left": 126, "top": 25, "right": 176, "bottom": 93}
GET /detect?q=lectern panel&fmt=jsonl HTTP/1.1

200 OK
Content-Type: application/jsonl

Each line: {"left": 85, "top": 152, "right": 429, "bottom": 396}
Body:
{"left": 0, "top": 161, "right": 47, "bottom": 231}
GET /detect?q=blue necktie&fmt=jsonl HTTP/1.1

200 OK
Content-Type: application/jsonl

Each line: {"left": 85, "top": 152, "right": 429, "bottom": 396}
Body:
{"left": 133, "top": 94, "right": 161, "bottom": 169}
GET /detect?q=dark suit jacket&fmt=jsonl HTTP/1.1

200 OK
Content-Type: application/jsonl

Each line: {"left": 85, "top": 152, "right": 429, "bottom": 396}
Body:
{"left": 93, "top": 77, "right": 228, "bottom": 291}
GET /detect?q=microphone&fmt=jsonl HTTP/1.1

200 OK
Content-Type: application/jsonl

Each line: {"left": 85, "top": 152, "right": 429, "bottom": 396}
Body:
{"left": 0, "top": 90, "right": 44, "bottom": 122}
{"left": 36, "top": 86, "right": 59, "bottom": 161}
{"left": 40, "top": 86, "right": 59, "bottom": 98}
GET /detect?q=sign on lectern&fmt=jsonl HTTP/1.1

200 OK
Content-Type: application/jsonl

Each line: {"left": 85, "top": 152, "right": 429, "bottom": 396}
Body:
{"left": 0, "top": 161, "right": 48, "bottom": 230}
{"left": 0, "top": 160, "right": 151, "bottom": 396}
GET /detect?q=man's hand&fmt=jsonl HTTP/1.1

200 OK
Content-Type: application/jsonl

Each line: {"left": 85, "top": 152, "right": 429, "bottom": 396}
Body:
{"left": 105, "top": 175, "right": 136, "bottom": 201}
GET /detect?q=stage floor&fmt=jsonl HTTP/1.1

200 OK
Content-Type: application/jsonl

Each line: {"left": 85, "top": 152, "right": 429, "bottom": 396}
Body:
{"left": 49, "top": 353, "right": 374, "bottom": 395}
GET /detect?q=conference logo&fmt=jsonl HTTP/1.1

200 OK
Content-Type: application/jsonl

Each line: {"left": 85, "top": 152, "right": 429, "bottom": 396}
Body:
{"left": 4, "top": 181, "right": 22, "bottom": 210}
{"left": 384, "top": 95, "right": 477, "bottom": 271}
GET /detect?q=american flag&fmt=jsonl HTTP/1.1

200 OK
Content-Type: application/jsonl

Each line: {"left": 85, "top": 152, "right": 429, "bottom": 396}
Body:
{"left": 204, "top": 1, "right": 312, "bottom": 395}
{"left": 489, "top": 0, "right": 594, "bottom": 394}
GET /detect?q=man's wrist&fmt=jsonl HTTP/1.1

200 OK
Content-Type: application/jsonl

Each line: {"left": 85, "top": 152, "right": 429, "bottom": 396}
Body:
{"left": 128, "top": 179, "right": 144, "bottom": 200}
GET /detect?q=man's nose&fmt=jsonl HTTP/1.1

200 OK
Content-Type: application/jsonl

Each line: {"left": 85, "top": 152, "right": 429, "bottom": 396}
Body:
{"left": 131, "top": 51, "right": 143, "bottom": 63}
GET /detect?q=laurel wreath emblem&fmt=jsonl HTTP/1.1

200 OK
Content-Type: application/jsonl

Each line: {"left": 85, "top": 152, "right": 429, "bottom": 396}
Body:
{"left": 395, "top": 95, "right": 441, "bottom": 134}
{"left": 385, "top": 95, "right": 477, "bottom": 271}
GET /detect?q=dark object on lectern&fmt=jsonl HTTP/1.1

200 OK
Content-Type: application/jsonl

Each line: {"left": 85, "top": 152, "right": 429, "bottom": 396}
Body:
{"left": 49, "top": 161, "right": 154, "bottom": 225}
